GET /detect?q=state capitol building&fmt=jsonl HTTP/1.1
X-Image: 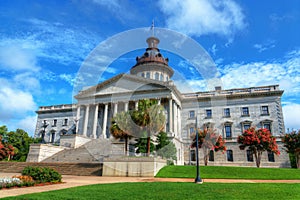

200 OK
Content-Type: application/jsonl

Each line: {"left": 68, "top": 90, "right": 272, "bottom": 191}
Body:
{"left": 32, "top": 35, "right": 289, "bottom": 167}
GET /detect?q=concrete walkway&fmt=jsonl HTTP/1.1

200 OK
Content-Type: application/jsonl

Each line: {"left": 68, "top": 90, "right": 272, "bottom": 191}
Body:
{"left": 1, "top": 173, "right": 300, "bottom": 198}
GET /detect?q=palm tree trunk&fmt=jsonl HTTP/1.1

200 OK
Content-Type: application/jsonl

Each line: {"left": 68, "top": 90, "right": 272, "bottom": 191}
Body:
{"left": 147, "top": 136, "right": 150, "bottom": 156}
{"left": 125, "top": 136, "right": 128, "bottom": 156}
{"left": 254, "top": 149, "right": 262, "bottom": 168}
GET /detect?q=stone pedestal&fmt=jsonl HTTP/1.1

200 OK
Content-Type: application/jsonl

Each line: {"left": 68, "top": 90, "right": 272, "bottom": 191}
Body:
{"left": 102, "top": 157, "right": 167, "bottom": 177}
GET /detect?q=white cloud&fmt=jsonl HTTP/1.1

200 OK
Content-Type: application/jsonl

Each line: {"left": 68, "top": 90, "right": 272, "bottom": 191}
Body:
{"left": 17, "top": 115, "right": 37, "bottom": 136}
{"left": 0, "top": 43, "right": 40, "bottom": 72}
{"left": 253, "top": 40, "right": 276, "bottom": 53}
{"left": 0, "top": 86, "right": 37, "bottom": 120}
{"left": 158, "top": 0, "right": 246, "bottom": 38}
{"left": 283, "top": 103, "right": 300, "bottom": 130}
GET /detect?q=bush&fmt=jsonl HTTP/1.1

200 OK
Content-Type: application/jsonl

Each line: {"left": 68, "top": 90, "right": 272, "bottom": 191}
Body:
{"left": 22, "top": 166, "right": 62, "bottom": 183}
{"left": 289, "top": 153, "right": 297, "bottom": 168}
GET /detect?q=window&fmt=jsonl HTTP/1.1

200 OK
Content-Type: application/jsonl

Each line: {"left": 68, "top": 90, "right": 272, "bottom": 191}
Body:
{"left": 155, "top": 72, "right": 159, "bottom": 80}
{"left": 225, "top": 124, "right": 232, "bottom": 138}
{"left": 261, "top": 106, "right": 269, "bottom": 115}
{"left": 209, "top": 150, "right": 214, "bottom": 161}
{"left": 166, "top": 76, "right": 169, "bottom": 81}
{"left": 224, "top": 108, "right": 230, "bottom": 117}
{"left": 189, "top": 127, "right": 195, "bottom": 135}
{"left": 243, "top": 124, "right": 250, "bottom": 131}
{"left": 51, "top": 131, "right": 55, "bottom": 143}
{"left": 52, "top": 119, "right": 57, "bottom": 127}
{"left": 242, "top": 107, "right": 249, "bottom": 116}
{"left": 63, "top": 119, "right": 68, "bottom": 126}
{"left": 160, "top": 74, "right": 164, "bottom": 81}
{"left": 191, "top": 150, "right": 196, "bottom": 161}
{"left": 268, "top": 151, "right": 275, "bottom": 162}
{"left": 206, "top": 109, "right": 212, "bottom": 118}
{"left": 263, "top": 123, "right": 271, "bottom": 131}
{"left": 141, "top": 72, "right": 145, "bottom": 77}
{"left": 247, "top": 150, "right": 254, "bottom": 162}
{"left": 146, "top": 72, "right": 150, "bottom": 78}
{"left": 189, "top": 110, "right": 195, "bottom": 118}
{"left": 227, "top": 150, "right": 233, "bottom": 162}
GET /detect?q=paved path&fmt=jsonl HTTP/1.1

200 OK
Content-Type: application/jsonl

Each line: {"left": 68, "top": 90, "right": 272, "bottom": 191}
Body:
{"left": 1, "top": 173, "right": 300, "bottom": 198}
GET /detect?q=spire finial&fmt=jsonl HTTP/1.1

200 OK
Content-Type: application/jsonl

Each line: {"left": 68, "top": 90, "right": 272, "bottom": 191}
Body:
{"left": 151, "top": 20, "right": 155, "bottom": 36}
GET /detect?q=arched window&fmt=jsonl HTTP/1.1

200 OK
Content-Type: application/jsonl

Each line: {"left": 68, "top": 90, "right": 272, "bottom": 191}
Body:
{"left": 160, "top": 74, "right": 164, "bottom": 81}
{"left": 141, "top": 72, "right": 145, "bottom": 78}
{"left": 155, "top": 72, "right": 159, "bottom": 80}
{"left": 146, "top": 72, "right": 150, "bottom": 78}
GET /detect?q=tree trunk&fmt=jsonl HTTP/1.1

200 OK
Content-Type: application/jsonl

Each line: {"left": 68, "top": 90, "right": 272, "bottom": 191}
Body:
{"left": 254, "top": 149, "right": 262, "bottom": 168}
{"left": 203, "top": 148, "right": 208, "bottom": 166}
{"left": 296, "top": 152, "right": 300, "bottom": 169}
{"left": 147, "top": 137, "right": 150, "bottom": 156}
{"left": 125, "top": 136, "right": 128, "bottom": 156}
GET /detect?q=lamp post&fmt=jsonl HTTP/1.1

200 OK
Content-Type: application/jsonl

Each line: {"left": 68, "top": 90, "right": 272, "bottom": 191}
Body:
{"left": 41, "top": 120, "right": 49, "bottom": 144}
{"left": 195, "top": 116, "right": 203, "bottom": 184}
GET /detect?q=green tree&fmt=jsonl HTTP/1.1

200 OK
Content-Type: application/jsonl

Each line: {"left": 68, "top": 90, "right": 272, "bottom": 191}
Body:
{"left": 0, "top": 135, "right": 15, "bottom": 161}
{"left": 110, "top": 111, "right": 133, "bottom": 155}
{"left": 134, "top": 132, "right": 155, "bottom": 154}
{"left": 156, "top": 131, "right": 177, "bottom": 161}
{"left": 281, "top": 130, "right": 300, "bottom": 168}
{"left": 191, "top": 128, "right": 226, "bottom": 166}
{"left": 131, "top": 99, "right": 165, "bottom": 156}
{"left": 0, "top": 125, "right": 39, "bottom": 161}
{"left": 237, "top": 127, "right": 280, "bottom": 168}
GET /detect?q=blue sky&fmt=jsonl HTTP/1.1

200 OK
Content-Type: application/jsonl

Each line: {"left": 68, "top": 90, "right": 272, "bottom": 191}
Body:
{"left": 0, "top": 0, "right": 299, "bottom": 135}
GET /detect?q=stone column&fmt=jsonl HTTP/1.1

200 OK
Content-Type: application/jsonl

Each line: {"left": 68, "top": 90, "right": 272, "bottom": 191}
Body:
{"left": 83, "top": 105, "right": 90, "bottom": 137}
{"left": 169, "top": 99, "right": 173, "bottom": 133}
{"left": 92, "top": 104, "right": 99, "bottom": 139}
{"left": 178, "top": 107, "right": 181, "bottom": 139}
{"left": 135, "top": 101, "right": 139, "bottom": 110}
{"left": 124, "top": 102, "right": 129, "bottom": 111}
{"left": 174, "top": 103, "right": 177, "bottom": 136}
{"left": 76, "top": 105, "right": 80, "bottom": 134}
{"left": 102, "top": 103, "right": 108, "bottom": 139}
{"left": 113, "top": 103, "right": 118, "bottom": 116}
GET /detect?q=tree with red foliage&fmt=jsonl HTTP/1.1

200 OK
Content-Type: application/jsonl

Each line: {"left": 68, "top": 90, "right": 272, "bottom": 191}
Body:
{"left": 281, "top": 130, "right": 300, "bottom": 168}
{"left": 191, "top": 128, "right": 226, "bottom": 166}
{"left": 237, "top": 127, "right": 280, "bottom": 168}
{"left": 0, "top": 135, "right": 15, "bottom": 161}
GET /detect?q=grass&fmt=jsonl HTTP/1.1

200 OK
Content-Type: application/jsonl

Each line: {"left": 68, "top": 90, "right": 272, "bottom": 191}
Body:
{"left": 155, "top": 165, "right": 300, "bottom": 179}
{"left": 2, "top": 182, "right": 300, "bottom": 200}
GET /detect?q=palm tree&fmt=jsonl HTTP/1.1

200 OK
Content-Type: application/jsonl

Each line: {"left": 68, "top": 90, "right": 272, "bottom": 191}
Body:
{"left": 110, "top": 111, "right": 132, "bottom": 155}
{"left": 132, "top": 99, "right": 166, "bottom": 156}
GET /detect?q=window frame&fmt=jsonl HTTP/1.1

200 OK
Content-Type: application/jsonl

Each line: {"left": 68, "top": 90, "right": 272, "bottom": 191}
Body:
{"left": 261, "top": 106, "right": 269, "bottom": 115}
{"left": 224, "top": 108, "right": 231, "bottom": 117}
{"left": 189, "top": 110, "right": 195, "bottom": 119}
{"left": 241, "top": 107, "right": 249, "bottom": 116}
{"left": 206, "top": 109, "right": 212, "bottom": 118}
{"left": 227, "top": 150, "right": 233, "bottom": 162}
{"left": 224, "top": 124, "right": 232, "bottom": 139}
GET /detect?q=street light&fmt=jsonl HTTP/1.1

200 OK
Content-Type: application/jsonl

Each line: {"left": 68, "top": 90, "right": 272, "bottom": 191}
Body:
{"left": 41, "top": 120, "right": 49, "bottom": 144}
{"left": 195, "top": 116, "right": 203, "bottom": 184}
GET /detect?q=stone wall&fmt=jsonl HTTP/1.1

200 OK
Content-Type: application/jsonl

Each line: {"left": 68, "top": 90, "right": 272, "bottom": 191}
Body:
{"left": 102, "top": 157, "right": 167, "bottom": 177}
{"left": 26, "top": 144, "right": 66, "bottom": 162}
{"left": 0, "top": 162, "right": 102, "bottom": 176}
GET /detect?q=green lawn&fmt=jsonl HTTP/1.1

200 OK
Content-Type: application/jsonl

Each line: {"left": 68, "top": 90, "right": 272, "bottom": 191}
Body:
{"left": 2, "top": 182, "right": 300, "bottom": 200}
{"left": 156, "top": 165, "right": 300, "bottom": 179}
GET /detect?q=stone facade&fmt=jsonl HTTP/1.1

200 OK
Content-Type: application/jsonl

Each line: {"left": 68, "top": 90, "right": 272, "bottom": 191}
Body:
{"left": 32, "top": 36, "right": 288, "bottom": 167}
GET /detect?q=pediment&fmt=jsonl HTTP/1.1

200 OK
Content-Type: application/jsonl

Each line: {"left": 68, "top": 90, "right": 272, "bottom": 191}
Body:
{"left": 75, "top": 74, "right": 171, "bottom": 99}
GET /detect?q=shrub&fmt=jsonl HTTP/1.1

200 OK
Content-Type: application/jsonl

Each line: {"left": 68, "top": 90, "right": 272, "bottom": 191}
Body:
{"left": 22, "top": 166, "right": 62, "bottom": 183}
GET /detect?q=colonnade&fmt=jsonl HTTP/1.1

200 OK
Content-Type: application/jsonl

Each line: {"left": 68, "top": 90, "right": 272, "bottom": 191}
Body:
{"left": 75, "top": 98, "right": 182, "bottom": 139}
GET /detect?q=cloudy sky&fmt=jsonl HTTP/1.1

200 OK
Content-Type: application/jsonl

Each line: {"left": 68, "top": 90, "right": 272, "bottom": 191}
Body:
{"left": 0, "top": 0, "right": 299, "bottom": 135}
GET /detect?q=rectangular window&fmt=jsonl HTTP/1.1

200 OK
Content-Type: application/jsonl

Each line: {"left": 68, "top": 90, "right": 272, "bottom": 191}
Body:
{"left": 263, "top": 123, "right": 271, "bottom": 131}
{"left": 191, "top": 150, "right": 196, "bottom": 161}
{"left": 155, "top": 72, "right": 159, "bottom": 80}
{"left": 227, "top": 150, "right": 233, "bottom": 162}
{"left": 206, "top": 109, "right": 212, "bottom": 118}
{"left": 189, "top": 110, "right": 195, "bottom": 118}
{"left": 63, "top": 119, "right": 68, "bottom": 126}
{"left": 52, "top": 119, "right": 57, "bottom": 127}
{"left": 189, "top": 127, "right": 195, "bottom": 135}
{"left": 225, "top": 125, "right": 232, "bottom": 138}
{"left": 224, "top": 108, "right": 230, "bottom": 117}
{"left": 247, "top": 150, "right": 254, "bottom": 162}
{"left": 261, "top": 106, "right": 269, "bottom": 115}
{"left": 267, "top": 151, "right": 275, "bottom": 162}
{"left": 243, "top": 124, "right": 250, "bottom": 131}
{"left": 209, "top": 150, "right": 214, "bottom": 161}
{"left": 242, "top": 107, "right": 249, "bottom": 116}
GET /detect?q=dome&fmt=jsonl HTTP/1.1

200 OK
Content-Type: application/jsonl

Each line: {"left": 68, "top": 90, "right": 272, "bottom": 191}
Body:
{"left": 130, "top": 36, "right": 174, "bottom": 82}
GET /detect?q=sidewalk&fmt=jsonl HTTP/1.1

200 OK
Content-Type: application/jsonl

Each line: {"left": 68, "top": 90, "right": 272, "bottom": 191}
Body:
{"left": 1, "top": 173, "right": 300, "bottom": 198}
